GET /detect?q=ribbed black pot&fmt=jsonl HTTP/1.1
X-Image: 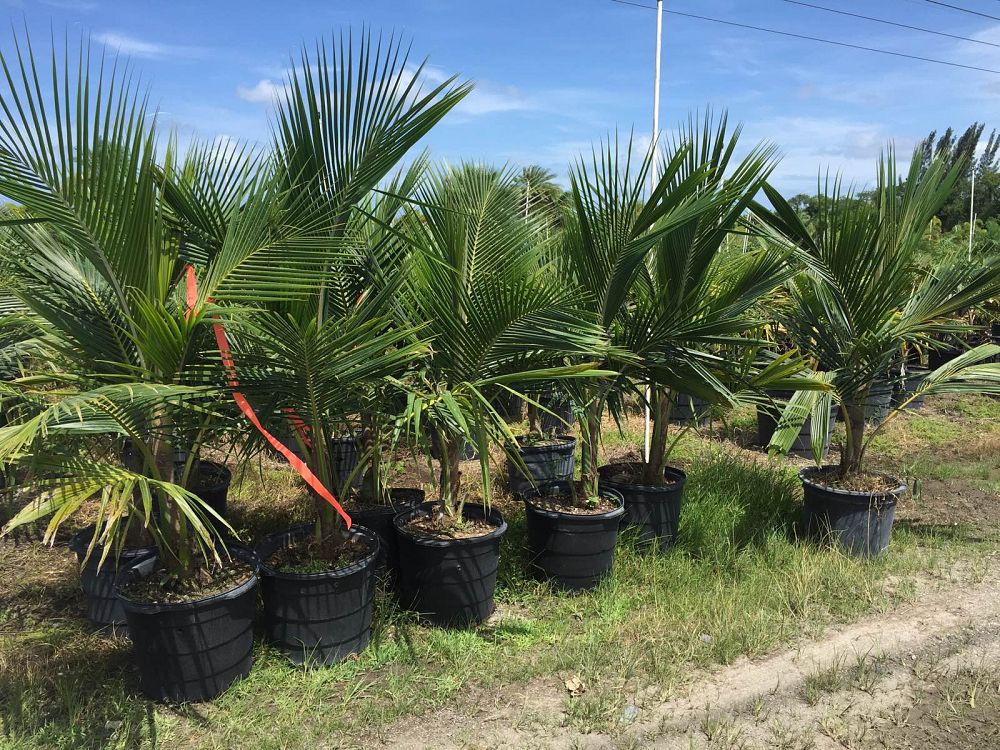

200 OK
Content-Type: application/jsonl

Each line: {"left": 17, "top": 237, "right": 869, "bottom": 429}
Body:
{"left": 394, "top": 503, "right": 507, "bottom": 628}
{"left": 538, "top": 393, "right": 574, "bottom": 434}
{"left": 892, "top": 367, "right": 929, "bottom": 410}
{"left": 800, "top": 468, "right": 906, "bottom": 558}
{"left": 863, "top": 381, "right": 893, "bottom": 426}
{"left": 69, "top": 525, "right": 154, "bottom": 631}
{"left": 428, "top": 431, "right": 478, "bottom": 461}
{"left": 756, "top": 392, "right": 836, "bottom": 458}
{"left": 927, "top": 341, "right": 963, "bottom": 370}
{"left": 507, "top": 435, "right": 576, "bottom": 498}
{"left": 524, "top": 485, "right": 624, "bottom": 591}
{"left": 330, "top": 429, "right": 364, "bottom": 491}
{"left": 191, "top": 461, "right": 232, "bottom": 519}
{"left": 117, "top": 546, "right": 259, "bottom": 702}
{"left": 598, "top": 462, "right": 686, "bottom": 551}
{"left": 351, "top": 487, "right": 425, "bottom": 580}
{"left": 490, "top": 391, "right": 524, "bottom": 423}
{"left": 671, "top": 393, "right": 710, "bottom": 426}
{"left": 257, "top": 524, "right": 379, "bottom": 666}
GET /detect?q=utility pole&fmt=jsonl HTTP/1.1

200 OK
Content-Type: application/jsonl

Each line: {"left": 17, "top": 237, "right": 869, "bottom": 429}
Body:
{"left": 643, "top": 0, "right": 664, "bottom": 462}
{"left": 968, "top": 167, "right": 976, "bottom": 261}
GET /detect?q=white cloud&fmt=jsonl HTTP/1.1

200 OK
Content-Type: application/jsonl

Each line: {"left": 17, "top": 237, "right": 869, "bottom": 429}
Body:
{"left": 42, "top": 0, "right": 98, "bottom": 9}
{"left": 237, "top": 78, "right": 288, "bottom": 104}
{"left": 94, "top": 32, "right": 206, "bottom": 61}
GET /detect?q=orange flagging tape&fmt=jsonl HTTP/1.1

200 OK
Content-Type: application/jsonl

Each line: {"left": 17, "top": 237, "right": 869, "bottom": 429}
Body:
{"left": 185, "top": 265, "right": 351, "bottom": 528}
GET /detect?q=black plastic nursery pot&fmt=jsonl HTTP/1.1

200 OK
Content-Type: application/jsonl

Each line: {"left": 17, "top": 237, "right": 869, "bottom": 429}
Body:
{"left": 756, "top": 392, "right": 836, "bottom": 458}
{"left": 351, "top": 487, "right": 425, "bottom": 580}
{"left": 671, "top": 393, "right": 710, "bottom": 427}
{"left": 330, "top": 429, "right": 364, "bottom": 491}
{"left": 800, "top": 468, "right": 906, "bottom": 558}
{"left": 891, "top": 368, "right": 929, "bottom": 410}
{"left": 192, "top": 461, "right": 232, "bottom": 519}
{"left": 538, "top": 392, "right": 574, "bottom": 434}
{"left": 863, "top": 381, "right": 893, "bottom": 426}
{"left": 490, "top": 391, "right": 524, "bottom": 423}
{"left": 507, "top": 435, "right": 576, "bottom": 498}
{"left": 429, "top": 431, "right": 479, "bottom": 461}
{"left": 69, "top": 525, "right": 154, "bottom": 631}
{"left": 394, "top": 502, "right": 507, "bottom": 628}
{"left": 117, "top": 546, "right": 259, "bottom": 702}
{"left": 524, "top": 485, "right": 625, "bottom": 591}
{"left": 257, "top": 524, "right": 379, "bottom": 666}
{"left": 598, "top": 462, "right": 686, "bottom": 551}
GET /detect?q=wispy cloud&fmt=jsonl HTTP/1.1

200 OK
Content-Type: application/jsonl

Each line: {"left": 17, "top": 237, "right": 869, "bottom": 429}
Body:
{"left": 236, "top": 78, "right": 287, "bottom": 104}
{"left": 94, "top": 31, "right": 207, "bottom": 61}
{"left": 41, "top": 0, "right": 99, "bottom": 10}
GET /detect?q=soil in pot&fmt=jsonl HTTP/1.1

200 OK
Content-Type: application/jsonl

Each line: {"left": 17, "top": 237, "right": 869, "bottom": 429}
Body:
{"left": 598, "top": 462, "right": 686, "bottom": 551}
{"left": 349, "top": 487, "right": 425, "bottom": 582}
{"left": 394, "top": 502, "right": 507, "bottom": 627}
{"left": 190, "top": 460, "right": 232, "bottom": 519}
{"left": 524, "top": 482, "right": 624, "bottom": 591}
{"left": 507, "top": 434, "right": 576, "bottom": 498}
{"left": 69, "top": 525, "right": 154, "bottom": 632}
{"left": 257, "top": 524, "right": 379, "bottom": 666}
{"left": 800, "top": 467, "right": 905, "bottom": 558}
{"left": 756, "top": 391, "right": 837, "bottom": 458}
{"left": 117, "top": 547, "right": 259, "bottom": 702}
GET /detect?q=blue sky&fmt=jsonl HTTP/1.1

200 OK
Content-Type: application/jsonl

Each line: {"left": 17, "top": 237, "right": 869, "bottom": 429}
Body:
{"left": 3, "top": 0, "right": 1000, "bottom": 194}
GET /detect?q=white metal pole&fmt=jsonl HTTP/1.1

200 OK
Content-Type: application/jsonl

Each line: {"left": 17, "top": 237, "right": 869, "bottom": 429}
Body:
{"left": 968, "top": 168, "right": 976, "bottom": 261}
{"left": 643, "top": 0, "right": 663, "bottom": 462}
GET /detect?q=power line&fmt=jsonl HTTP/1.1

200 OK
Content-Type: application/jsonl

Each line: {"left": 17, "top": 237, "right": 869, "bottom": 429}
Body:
{"left": 783, "top": 0, "right": 1000, "bottom": 49}
{"left": 609, "top": 0, "right": 1000, "bottom": 75}
{"left": 922, "top": 0, "right": 1000, "bottom": 22}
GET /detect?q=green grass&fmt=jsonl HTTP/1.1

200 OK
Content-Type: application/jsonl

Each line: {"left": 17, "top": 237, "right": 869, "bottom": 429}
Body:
{"left": 0, "top": 395, "right": 997, "bottom": 749}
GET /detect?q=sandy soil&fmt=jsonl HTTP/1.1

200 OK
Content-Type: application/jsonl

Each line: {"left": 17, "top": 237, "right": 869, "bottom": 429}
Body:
{"left": 367, "top": 561, "right": 1000, "bottom": 750}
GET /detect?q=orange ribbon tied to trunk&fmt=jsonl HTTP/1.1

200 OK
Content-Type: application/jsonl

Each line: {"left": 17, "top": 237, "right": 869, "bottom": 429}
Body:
{"left": 184, "top": 265, "right": 352, "bottom": 528}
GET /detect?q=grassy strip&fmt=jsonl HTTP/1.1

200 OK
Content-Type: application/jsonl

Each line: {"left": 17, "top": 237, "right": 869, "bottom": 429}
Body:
{"left": 0, "top": 396, "right": 997, "bottom": 749}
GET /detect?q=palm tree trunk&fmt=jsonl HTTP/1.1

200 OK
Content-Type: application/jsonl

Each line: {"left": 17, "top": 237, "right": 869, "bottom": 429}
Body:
{"left": 641, "top": 386, "right": 671, "bottom": 485}
{"left": 437, "top": 433, "right": 463, "bottom": 518}
{"left": 840, "top": 403, "right": 866, "bottom": 476}
{"left": 579, "top": 401, "right": 602, "bottom": 502}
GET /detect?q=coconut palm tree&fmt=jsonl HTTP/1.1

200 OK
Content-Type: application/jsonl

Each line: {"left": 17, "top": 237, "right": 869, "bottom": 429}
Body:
{"left": 395, "top": 163, "right": 610, "bottom": 521}
{"left": 758, "top": 148, "right": 1000, "bottom": 479}
{"left": 0, "top": 30, "right": 466, "bottom": 579}
{"left": 561, "top": 116, "right": 808, "bottom": 497}
{"left": 170, "top": 32, "right": 471, "bottom": 552}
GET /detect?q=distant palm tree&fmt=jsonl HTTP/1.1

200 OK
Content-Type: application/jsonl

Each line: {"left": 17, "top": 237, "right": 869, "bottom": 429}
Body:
{"left": 515, "top": 165, "right": 564, "bottom": 227}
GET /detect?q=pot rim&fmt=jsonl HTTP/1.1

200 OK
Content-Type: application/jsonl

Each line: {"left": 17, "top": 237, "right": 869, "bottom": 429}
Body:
{"left": 523, "top": 487, "right": 625, "bottom": 521}
{"left": 393, "top": 501, "right": 508, "bottom": 547}
{"left": 256, "top": 523, "right": 380, "bottom": 580}
{"left": 799, "top": 466, "right": 907, "bottom": 499}
{"left": 193, "top": 460, "right": 232, "bottom": 492}
{"left": 597, "top": 462, "right": 687, "bottom": 491}
{"left": 511, "top": 434, "right": 577, "bottom": 453}
{"left": 116, "top": 545, "right": 259, "bottom": 614}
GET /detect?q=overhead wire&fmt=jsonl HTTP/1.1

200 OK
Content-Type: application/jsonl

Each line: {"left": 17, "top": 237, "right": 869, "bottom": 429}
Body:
{"left": 782, "top": 0, "right": 1000, "bottom": 49}
{"left": 609, "top": 0, "right": 1000, "bottom": 75}
{"left": 922, "top": 1, "right": 1000, "bottom": 22}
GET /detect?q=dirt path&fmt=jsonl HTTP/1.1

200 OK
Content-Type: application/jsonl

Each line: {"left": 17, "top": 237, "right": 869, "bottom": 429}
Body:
{"left": 368, "top": 563, "right": 1000, "bottom": 750}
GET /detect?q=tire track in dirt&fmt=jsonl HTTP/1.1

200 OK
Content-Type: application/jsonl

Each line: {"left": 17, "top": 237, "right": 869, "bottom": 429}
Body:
{"left": 365, "top": 564, "right": 1000, "bottom": 749}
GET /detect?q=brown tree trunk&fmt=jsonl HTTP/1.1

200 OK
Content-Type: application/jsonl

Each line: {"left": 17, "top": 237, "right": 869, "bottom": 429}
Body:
{"left": 840, "top": 402, "right": 866, "bottom": 477}
{"left": 579, "top": 401, "right": 602, "bottom": 503}
{"left": 436, "top": 432, "right": 463, "bottom": 519}
{"left": 641, "top": 386, "right": 671, "bottom": 485}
